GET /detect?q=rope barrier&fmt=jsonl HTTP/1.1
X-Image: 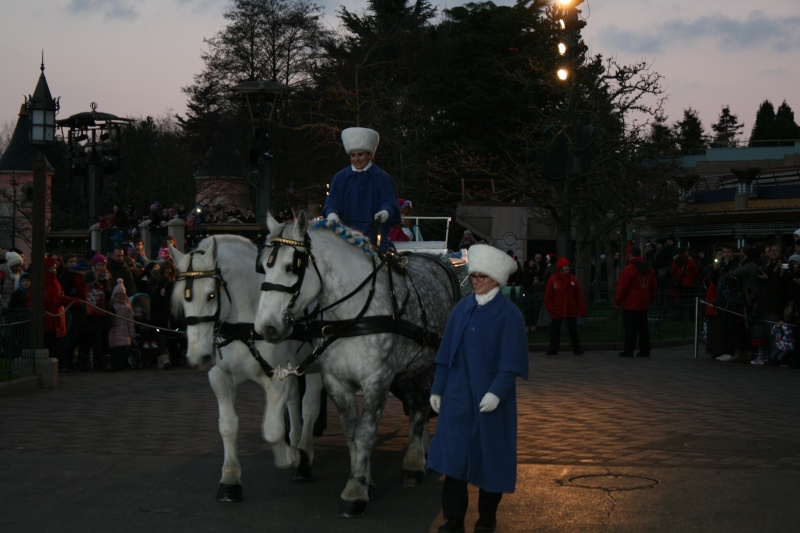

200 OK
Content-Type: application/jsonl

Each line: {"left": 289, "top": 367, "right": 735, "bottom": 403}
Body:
{"left": 41, "top": 299, "right": 186, "bottom": 336}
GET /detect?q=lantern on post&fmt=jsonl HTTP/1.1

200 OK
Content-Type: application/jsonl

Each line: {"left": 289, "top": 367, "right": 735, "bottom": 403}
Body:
{"left": 24, "top": 56, "right": 60, "bottom": 350}
{"left": 232, "top": 79, "right": 290, "bottom": 224}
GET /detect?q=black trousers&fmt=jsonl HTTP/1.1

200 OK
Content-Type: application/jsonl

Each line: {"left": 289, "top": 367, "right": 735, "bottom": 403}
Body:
{"left": 442, "top": 476, "right": 502, "bottom": 521}
{"left": 622, "top": 309, "right": 651, "bottom": 355}
{"left": 548, "top": 317, "right": 582, "bottom": 353}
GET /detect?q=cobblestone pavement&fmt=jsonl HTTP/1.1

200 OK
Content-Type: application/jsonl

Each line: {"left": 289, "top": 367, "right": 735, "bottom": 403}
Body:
{"left": 2, "top": 345, "right": 800, "bottom": 532}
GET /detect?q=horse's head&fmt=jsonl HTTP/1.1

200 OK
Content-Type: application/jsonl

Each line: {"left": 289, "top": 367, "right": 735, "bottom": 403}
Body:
{"left": 171, "top": 237, "right": 228, "bottom": 370}
{"left": 255, "top": 210, "right": 321, "bottom": 342}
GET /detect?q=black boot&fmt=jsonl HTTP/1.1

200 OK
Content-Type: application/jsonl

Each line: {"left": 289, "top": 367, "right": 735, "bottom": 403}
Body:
{"left": 437, "top": 518, "right": 465, "bottom": 533}
{"left": 475, "top": 517, "right": 497, "bottom": 533}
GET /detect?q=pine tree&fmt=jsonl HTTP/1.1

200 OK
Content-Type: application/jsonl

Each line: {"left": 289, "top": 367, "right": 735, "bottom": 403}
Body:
{"left": 674, "top": 108, "right": 707, "bottom": 154}
{"left": 710, "top": 105, "right": 743, "bottom": 147}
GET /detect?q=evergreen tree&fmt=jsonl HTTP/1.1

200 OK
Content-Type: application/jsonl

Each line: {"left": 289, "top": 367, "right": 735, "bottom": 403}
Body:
{"left": 674, "top": 108, "right": 707, "bottom": 154}
{"left": 769, "top": 100, "right": 800, "bottom": 143}
{"left": 749, "top": 99, "right": 775, "bottom": 145}
{"left": 710, "top": 105, "right": 743, "bottom": 148}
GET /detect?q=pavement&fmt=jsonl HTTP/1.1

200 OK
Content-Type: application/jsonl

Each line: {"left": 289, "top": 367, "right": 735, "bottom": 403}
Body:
{"left": 2, "top": 344, "right": 800, "bottom": 532}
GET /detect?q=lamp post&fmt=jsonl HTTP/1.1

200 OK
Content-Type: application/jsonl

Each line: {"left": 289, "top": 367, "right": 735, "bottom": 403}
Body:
{"left": 553, "top": 0, "right": 585, "bottom": 262}
{"left": 232, "top": 79, "right": 290, "bottom": 223}
{"left": 25, "top": 58, "right": 59, "bottom": 350}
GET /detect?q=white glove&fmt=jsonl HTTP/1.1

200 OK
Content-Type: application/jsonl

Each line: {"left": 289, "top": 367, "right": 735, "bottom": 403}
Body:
{"left": 479, "top": 392, "right": 500, "bottom": 413}
{"left": 429, "top": 394, "right": 441, "bottom": 414}
{"left": 374, "top": 210, "right": 389, "bottom": 223}
{"left": 326, "top": 213, "right": 340, "bottom": 223}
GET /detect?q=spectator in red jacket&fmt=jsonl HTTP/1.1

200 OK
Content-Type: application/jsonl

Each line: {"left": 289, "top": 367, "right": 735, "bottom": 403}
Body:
{"left": 615, "top": 246, "right": 658, "bottom": 357}
{"left": 44, "top": 255, "right": 83, "bottom": 371}
{"left": 544, "top": 258, "right": 586, "bottom": 355}
{"left": 671, "top": 246, "right": 699, "bottom": 318}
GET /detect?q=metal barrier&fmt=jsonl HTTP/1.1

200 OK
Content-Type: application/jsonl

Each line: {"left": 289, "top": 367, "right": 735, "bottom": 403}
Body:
{"left": 0, "top": 309, "right": 36, "bottom": 381}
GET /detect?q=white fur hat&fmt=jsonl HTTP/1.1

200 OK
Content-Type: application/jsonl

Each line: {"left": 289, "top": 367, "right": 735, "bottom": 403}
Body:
{"left": 468, "top": 244, "right": 518, "bottom": 287}
{"left": 341, "top": 127, "right": 379, "bottom": 155}
{"left": 5, "top": 252, "right": 22, "bottom": 268}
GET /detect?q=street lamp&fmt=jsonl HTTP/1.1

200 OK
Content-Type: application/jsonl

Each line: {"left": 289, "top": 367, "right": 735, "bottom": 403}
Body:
{"left": 232, "top": 79, "right": 290, "bottom": 223}
{"left": 24, "top": 57, "right": 59, "bottom": 350}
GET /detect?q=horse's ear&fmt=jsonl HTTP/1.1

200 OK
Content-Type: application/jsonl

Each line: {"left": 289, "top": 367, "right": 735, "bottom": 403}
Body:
{"left": 169, "top": 243, "right": 184, "bottom": 264}
{"left": 267, "top": 211, "right": 280, "bottom": 234}
{"left": 294, "top": 210, "right": 308, "bottom": 238}
{"left": 208, "top": 237, "right": 217, "bottom": 261}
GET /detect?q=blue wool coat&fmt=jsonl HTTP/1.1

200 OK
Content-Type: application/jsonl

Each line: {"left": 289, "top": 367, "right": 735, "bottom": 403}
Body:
{"left": 322, "top": 164, "right": 400, "bottom": 249}
{"left": 427, "top": 292, "right": 529, "bottom": 493}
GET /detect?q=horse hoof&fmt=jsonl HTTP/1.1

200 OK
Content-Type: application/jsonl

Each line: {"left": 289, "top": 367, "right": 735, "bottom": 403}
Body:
{"left": 338, "top": 499, "right": 368, "bottom": 518}
{"left": 216, "top": 483, "right": 243, "bottom": 502}
{"left": 293, "top": 449, "right": 313, "bottom": 482}
{"left": 401, "top": 469, "right": 425, "bottom": 486}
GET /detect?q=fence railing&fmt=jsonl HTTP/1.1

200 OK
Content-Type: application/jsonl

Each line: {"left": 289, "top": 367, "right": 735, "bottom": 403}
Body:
{"left": 0, "top": 309, "right": 36, "bottom": 381}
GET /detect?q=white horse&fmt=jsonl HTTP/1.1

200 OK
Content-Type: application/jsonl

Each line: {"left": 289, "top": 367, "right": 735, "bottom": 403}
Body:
{"left": 254, "top": 212, "right": 460, "bottom": 517}
{"left": 169, "top": 235, "right": 323, "bottom": 502}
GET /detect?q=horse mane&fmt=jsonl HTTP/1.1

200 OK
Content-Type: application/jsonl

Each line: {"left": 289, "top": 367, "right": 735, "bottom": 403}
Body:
{"left": 310, "top": 218, "right": 374, "bottom": 257}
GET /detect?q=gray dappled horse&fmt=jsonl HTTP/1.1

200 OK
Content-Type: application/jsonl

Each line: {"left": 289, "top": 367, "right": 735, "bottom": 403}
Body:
{"left": 254, "top": 212, "right": 459, "bottom": 517}
{"left": 169, "top": 235, "right": 323, "bottom": 501}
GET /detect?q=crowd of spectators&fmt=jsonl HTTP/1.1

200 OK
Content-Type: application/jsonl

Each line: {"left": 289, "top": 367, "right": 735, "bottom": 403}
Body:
{"left": 1, "top": 238, "right": 185, "bottom": 373}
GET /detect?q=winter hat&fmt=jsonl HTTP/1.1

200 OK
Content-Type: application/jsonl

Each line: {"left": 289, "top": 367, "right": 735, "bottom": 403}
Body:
{"left": 788, "top": 254, "right": 800, "bottom": 265}
{"left": 467, "top": 244, "right": 518, "bottom": 288}
{"left": 341, "top": 127, "right": 379, "bottom": 155}
{"left": 75, "top": 258, "right": 91, "bottom": 271}
{"left": 90, "top": 253, "right": 107, "bottom": 266}
{"left": 112, "top": 278, "right": 126, "bottom": 297}
{"left": 547, "top": 253, "right": 557, "bottom": 264}
{"left": 158, "top": 247, "right": 171, "bottom": 261}
{"left": 556, "top": 257, "right": 570, "bottom": 270}
{"left": 19, "top": 272, "right": 30, "bottom": 281}
{"left": 45, "top": 256, "right": 58, "bottom": 268}
{"left": 5, "top": 251, "right": 22, "bottom": 268}
{"left": 794, "top": 228, "right": 800, "bottom": 240}
{"left": 398, "top": 199, "right": 412, "bottom": 212}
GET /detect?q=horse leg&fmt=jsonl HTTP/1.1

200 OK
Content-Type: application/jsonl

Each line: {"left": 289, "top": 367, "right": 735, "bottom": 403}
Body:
{"left": 208, "top": 367, "right": 244, "bottom": 502}
{"left": 336, "top": 377, "right": 391, "bottom": 518}
{"left": 293, "top": 372, "right": 323, "bottom": 482}
{"left": 390, "top": 367, "right": 435, "bottom": 486}
{"left": 261, "top": 377, "right": 303, "bottom": 472}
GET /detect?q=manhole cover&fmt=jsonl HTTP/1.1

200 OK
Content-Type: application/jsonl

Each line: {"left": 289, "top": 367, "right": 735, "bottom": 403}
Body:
{"left": 564, "top": 474, "right": 658, "bottom": 491}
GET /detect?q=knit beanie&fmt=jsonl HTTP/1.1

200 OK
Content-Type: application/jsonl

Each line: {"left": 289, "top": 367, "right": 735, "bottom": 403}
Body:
{"left": 5, "top": 252, "right": 22, "bottom": 268}
{"left": 788, "top": 254, "right": 800, "bottom": 265}
{"left": 112, "top": 278, "right": 126, "bottom": 297}
{"left": 90, "top": 253, "right": 107, "bottom": 266}
{"left": 556, "top": 257, "right": 570, "bottom": 270}
{"left": 467, "top": 244, "right": 518, "bottom": 288}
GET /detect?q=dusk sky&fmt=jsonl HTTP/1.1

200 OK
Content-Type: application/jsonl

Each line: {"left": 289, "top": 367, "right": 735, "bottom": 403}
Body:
{"left": 1, "top": 0, "right": 798, "bottom": 142}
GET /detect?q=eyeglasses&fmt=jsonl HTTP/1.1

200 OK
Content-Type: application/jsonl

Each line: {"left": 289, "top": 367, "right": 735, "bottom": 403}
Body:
{"left": 469, "top": 273, "right": 488, "bottom": 281}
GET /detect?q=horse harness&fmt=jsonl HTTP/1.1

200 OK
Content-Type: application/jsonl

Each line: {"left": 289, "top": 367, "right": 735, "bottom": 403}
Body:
{"left": 258, "top": 230, "right": 453, "bottom": 378}
{"left": 176, "top": 243, "right": 282, "bottom": 379}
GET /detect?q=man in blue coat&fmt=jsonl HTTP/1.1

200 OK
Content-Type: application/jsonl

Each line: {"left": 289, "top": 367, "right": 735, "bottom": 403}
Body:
{"left": 322, "top": 127, "right": 401, "bottom": 251}
{"left": 428, "top": 244, "right": 530, "bottom": 533}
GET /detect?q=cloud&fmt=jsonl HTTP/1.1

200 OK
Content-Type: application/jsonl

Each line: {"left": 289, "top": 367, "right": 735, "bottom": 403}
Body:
{"left": 595, "top": 10, "right": 800, "bottom": 56}
{"left": 67, "top": 0, "right": 138, "bottom": 20}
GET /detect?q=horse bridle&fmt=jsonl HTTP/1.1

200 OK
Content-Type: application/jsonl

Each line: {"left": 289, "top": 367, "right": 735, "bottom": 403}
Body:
{"left": 176, "top": 248, "right": 231, "bottom": 330}
{"left": 257, "top": 233, "right": 323, "bottom": 327}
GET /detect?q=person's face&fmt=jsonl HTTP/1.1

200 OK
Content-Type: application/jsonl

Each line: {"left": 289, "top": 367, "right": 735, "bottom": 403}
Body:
{"left": 94, "top": 262, "right": 107, "bottom": 273}
{"left": 66, "top": 257, "right": 77, "bottom": 268}
{"left": 20, "top": 277, "right": 31, "bottom": 288}
{"left": 350, "top": 150, "right": 371, "bottom": 171}
{"left": 534, "top": 253, "right": 542, "bottom": 262}
{"left": 560, "top": 265, "right": 570, "bottom": 274}
{"left": 768, "top": 245, "right": 782, "bottom": 260}
{"left": 112, "top": 249, "right": 124, "bottom": 262}
{"left": 469, "top": 272, "right": 498, "bottom": 295}
{"left": 722, "top": 247, "right": 734, "bottom": 261}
